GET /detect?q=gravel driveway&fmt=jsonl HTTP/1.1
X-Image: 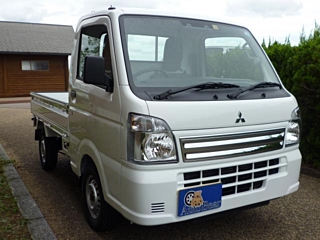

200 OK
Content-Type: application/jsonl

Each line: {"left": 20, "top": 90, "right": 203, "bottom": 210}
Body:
{"left": 0, "top": 106, "right": 319, "bottom": 239}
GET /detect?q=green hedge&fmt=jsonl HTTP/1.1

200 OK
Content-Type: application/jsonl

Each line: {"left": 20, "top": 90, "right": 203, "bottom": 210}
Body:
{"left": 263, "top": 27, "right": 320, "bottom": 169}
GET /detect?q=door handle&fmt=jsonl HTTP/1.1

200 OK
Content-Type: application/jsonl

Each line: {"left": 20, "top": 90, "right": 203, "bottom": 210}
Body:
{"left": 70, "top": 90, "right": 76, "bottom": 99}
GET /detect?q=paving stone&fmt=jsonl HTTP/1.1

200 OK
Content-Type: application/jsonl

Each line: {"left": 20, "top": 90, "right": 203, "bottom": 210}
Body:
{"left": 4, "top": 164, "right": 21, "bottom": 181}
{"left": 8, "top": 178, "right": 30, "bottom": 197}
{"left": 27, "top": 218, "right": 57, "bottom": 240}
{"left": 15, "top": 194, "right": 44, "bottom": 220}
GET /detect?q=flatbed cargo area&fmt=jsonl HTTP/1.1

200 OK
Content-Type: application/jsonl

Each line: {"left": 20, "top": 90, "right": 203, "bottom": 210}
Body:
{"left": 32, "top": 92, "right": 69, "bottom": 104}
{"left": 31, "top": 92, "right": 69, "bottom": 140}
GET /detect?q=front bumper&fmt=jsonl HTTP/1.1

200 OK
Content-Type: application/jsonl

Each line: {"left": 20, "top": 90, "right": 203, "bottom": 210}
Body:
{"left": 119, "top": 148, "right": 301, "bottom": 226}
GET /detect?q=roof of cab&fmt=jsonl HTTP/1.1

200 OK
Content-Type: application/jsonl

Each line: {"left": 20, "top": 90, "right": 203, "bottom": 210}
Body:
{"left": 76, "top": 7, "right": 241, "bottom": 31}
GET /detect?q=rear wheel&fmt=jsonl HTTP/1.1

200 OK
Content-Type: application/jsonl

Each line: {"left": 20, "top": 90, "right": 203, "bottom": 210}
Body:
{"left": 38, "top": 130, "right": 58, "bottom": 171}
{"left": 82, "top": 163, "right": 121, "bottom": 231}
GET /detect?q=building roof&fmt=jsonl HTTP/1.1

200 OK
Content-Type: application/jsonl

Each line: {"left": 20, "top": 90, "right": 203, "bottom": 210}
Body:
{"left": 0, "top": 21, "right": 74, "bottom": 55}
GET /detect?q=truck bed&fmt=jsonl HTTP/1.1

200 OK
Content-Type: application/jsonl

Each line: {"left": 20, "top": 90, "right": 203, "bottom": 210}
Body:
{"left": 31, "top": 92, "right": 69, "bottom": 140}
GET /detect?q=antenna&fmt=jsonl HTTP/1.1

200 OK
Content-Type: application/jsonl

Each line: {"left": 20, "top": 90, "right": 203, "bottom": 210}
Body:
{"left": 108, "top": 5, "right": 116, "bottom": 10}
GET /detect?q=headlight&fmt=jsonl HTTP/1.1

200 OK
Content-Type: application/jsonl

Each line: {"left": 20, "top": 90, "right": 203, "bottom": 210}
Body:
{"left": 127, "top": 114, "right": 177, "bottom": 164}
{"left": 285, "top": 107, "right": 301, "bottom": 146}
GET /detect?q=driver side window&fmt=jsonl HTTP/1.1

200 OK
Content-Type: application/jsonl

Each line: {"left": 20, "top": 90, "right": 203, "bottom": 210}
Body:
{"left": 77, "top": 25, "right": 113, "bottom": 80}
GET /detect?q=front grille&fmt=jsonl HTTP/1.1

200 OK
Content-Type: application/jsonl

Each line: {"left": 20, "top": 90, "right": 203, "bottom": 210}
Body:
{"left": 180, "top": 128, "right": 285, "bottom": 162}
{"left": 180, "top": 158, "right": 284, "bottom": 197}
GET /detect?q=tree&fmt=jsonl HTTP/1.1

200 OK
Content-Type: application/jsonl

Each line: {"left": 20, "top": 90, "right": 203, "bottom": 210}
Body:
{"left": 263, "top": 24, "right": 320, "bottom": 168}
{"left": 290, "top": 26, "right": 320, "bottom": 167}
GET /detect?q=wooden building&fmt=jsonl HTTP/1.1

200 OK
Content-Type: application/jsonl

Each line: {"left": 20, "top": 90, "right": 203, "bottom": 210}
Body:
{"left": 0, "top": 21, "right": 74, "bottom": 98}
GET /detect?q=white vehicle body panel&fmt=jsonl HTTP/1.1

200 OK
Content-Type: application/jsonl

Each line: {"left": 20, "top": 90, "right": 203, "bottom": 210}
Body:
{"left": 146, "top": 97, "right": 297, "bottom": 130}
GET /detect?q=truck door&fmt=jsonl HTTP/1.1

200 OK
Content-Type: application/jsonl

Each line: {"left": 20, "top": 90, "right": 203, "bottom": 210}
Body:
{"left": 68, "top": 16, "right": 121, "bottom": 198}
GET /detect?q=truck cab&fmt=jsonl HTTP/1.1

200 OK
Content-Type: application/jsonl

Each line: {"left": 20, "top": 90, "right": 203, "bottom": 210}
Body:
{"left": 31, "top": 7, "right": 301, "bottom": 231}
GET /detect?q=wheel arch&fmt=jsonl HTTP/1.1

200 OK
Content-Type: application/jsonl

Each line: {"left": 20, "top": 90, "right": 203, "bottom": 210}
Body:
{"left": 78, "top": 140, "right": 110, "bottom": 199}
{"left": 80, "top": 153, "right": 121, "bottom": 231}
{"left": 34, "top": 120, "right": 57, "bottom": 140}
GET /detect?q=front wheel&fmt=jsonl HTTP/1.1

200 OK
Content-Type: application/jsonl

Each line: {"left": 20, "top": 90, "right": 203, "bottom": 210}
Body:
{"left": 39, "top": 130, "right": 58, "bottom": 171}
{"left": 81, "top": 164, "right": 121, "bottom": 231}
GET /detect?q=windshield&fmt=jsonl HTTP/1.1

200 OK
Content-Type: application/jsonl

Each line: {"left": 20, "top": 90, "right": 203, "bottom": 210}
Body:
{"left": 119, "top": 15, "right": 281, "bottom": 100}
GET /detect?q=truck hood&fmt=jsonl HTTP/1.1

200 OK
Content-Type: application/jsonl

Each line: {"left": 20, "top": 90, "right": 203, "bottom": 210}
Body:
{"left": 146, "top": 97, "right": 297, "bottom": 131}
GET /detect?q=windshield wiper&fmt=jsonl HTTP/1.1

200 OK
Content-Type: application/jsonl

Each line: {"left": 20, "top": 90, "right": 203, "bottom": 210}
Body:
{"left": 154, "top": 82, "right": 240, "bottom": 100}
{"left": 227, "top": 82, "right": 282, "bottom": 99}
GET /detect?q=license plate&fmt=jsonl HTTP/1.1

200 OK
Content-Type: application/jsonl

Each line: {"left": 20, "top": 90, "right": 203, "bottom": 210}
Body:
{"left": 178, "top": 183, "right": 222, "bottom": 217}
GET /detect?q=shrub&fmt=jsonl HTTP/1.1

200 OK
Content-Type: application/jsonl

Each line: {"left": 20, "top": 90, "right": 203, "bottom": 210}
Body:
{"left": 263, "top": 26, "right": 320, "bottom": 169}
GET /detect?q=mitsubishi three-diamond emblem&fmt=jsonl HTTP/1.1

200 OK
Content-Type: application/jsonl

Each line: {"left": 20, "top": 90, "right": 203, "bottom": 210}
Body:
{"left": 235, "top": 112, "right": 246, "bottom": 123}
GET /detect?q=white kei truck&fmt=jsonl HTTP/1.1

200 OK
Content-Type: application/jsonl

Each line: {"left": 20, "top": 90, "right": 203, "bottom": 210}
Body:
{"left": 30, "top": 7, "right": 302, "bottom": 231}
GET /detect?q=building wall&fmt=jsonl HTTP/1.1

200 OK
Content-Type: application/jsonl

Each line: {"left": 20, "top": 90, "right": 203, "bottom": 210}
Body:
{"left": 0, "top": 54, "right": 68, "bottom": 98}
{"left": 0, "top": 57, "right": 3, "bottom": 93}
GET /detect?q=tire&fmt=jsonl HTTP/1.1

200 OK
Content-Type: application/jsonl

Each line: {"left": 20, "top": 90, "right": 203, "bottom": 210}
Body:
{"left": 38, "top": 130, "right": 58, "bottom": 171}
{"left": 81, "top": 164, "right": 121, "bottom": 231}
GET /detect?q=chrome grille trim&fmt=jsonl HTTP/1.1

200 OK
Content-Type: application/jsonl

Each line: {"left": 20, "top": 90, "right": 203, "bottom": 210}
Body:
{"left": 180, "top": 128, "right": 285, "bottom": 162}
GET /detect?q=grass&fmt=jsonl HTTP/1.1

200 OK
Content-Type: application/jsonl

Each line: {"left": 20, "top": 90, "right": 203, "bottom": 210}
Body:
{"left": 0, "top": 157, "right": 31, "bottom": 240}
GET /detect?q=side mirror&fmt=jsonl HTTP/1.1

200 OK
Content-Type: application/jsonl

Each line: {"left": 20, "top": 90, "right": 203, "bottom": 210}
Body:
{"left": 83, "top": 56, "right": 113, "bottom": 92}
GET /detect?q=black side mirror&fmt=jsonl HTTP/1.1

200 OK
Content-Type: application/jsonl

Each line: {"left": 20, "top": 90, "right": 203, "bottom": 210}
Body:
{"left": 83, "top": 56, "right": 113, "bottom": 92}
